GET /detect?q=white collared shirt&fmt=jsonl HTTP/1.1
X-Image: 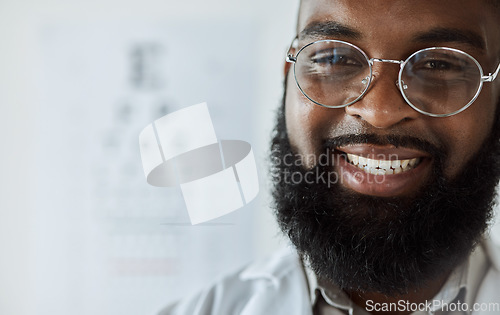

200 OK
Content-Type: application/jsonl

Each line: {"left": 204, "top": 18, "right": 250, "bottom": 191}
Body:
{"left": 160, "top": 240, "right": 500, "bottom": 315}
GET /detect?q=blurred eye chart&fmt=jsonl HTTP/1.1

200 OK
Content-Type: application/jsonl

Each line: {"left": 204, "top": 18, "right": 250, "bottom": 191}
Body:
{"left": 36, "top": 21, "right": 258, "bottom": 315}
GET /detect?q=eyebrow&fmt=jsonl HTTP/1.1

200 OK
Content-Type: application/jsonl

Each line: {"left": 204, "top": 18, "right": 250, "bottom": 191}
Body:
{"left": 412, "top": 28, "right": 486, "bottom": 51}
{"left": 299, "top": 22, "right": 486, "bottom": 52}
{"left": 299, "top": 21, "right": 362, "bottom": 41}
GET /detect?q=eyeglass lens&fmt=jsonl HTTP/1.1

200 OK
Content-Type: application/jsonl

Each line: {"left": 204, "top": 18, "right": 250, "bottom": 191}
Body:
{"left": 294, "top": 40, "right": 483, "bottom": 116}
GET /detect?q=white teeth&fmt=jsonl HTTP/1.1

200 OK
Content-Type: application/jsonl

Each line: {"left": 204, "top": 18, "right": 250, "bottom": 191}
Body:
{"left": 345, "top": 153, "right": 422, "bottom": 174}
{"left": 367, "top": 158, "right": 379, "bottom": 168}
{"left": 375, "top": 169, "right": 386, "bottom": 175}
{"left": 379, "top": 160, "right": 391, "bottom": 169}
{"left": 401, "top": 159, "right": 410, "bottom": 169}
{"left": 409, "top": 158, "right": 418, "bottom": 167}
{"left": 358, "top": 156, "right": 368, "bottom": 167}
{"left": 351, "top": 154, "right": 359, "bottom": 165}
{"left": 346, "top": 153, "right": 359, "bottom": 165}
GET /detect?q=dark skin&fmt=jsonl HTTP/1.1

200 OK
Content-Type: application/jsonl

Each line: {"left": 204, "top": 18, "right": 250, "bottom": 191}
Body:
{"left": 284, "top": 1, "right": 500, "bottom": 314}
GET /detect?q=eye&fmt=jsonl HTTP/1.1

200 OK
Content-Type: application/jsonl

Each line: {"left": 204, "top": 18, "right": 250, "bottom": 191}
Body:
{"left": 409, "top": 52, "right": 469, "bottom": 73}
{"left": 310, "top": 49, "right": 363, "bottom": 67}
{"left": 425, "top": 60, "right": 449, "bottom": 69}
{"left": 420, "top": 59, "right": 461, "bottom": 71}
{"left": 404, "top": 50, "right": 480, "bottom": 87}
{"left": 295, "top": 42, "right": 370, "bottom": 80}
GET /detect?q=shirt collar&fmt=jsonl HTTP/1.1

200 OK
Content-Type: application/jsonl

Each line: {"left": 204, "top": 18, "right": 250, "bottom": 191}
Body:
{"left": 431, "top": 258, "right": 468, "bottom": 310}
{"left": 302, "top": 251, "right": 472, "bottom": 315}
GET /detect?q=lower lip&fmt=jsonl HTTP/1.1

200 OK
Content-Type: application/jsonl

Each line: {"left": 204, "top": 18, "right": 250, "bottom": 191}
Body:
{"left": 336, "top": 154, "right": 432, "bottom": 197}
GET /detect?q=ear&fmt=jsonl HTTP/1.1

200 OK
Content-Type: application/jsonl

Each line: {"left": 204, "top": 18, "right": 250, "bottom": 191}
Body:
{"left": 283, "top": 60, "right": 293, "bottom": 78}
{"left": 283, "top": 46, "right": 296, "bottom": 78}
{"left": 283, "top": 36, "right": 297, "bottom": 78}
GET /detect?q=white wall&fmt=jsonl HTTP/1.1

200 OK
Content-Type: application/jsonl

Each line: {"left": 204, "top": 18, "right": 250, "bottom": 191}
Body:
{"left": 0, "top": 1, "right": 298, "bottom": 314}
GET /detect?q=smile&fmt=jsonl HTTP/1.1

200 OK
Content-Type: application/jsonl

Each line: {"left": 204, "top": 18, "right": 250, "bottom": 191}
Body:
{"left": 334, "top": 144, "right": 432, "bottom": 197}
{"left": 345, "top": 153, "right": 422, "bottom": 175}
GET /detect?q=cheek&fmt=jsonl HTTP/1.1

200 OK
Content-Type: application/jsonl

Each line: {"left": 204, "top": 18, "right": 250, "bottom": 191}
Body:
{"left": 440, "top": 92, "right": 497, "bottom": 178}
{"left": 285, "top": 84, "right": 315, "bottom": 161}
{"left": 285, "top": 74, "right": 332, "bottom": 168}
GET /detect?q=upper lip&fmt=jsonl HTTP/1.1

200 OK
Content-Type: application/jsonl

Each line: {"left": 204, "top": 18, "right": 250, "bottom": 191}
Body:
{"left": 336, "top": 144, "right": 432, "bottom": 161}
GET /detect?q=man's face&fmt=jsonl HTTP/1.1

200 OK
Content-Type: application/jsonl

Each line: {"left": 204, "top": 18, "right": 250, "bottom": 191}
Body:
{"left": 273, "top": 0, "right": 500, "bottom": 295}
{"left": 286, "top": 0, "right": 500, "bottom": 196}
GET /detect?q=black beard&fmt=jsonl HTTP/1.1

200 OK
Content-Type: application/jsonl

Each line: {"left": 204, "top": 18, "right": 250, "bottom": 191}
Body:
{"left": 271, "top": 96, "right": 500, "bottom": 295}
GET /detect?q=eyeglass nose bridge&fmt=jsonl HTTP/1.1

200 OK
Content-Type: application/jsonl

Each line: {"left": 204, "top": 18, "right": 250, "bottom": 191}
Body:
{"left": 368, "top": 58, "right": 408, "bottom": 90}
{"left": 370, "top": 58, "right": 404, "bottom": 65}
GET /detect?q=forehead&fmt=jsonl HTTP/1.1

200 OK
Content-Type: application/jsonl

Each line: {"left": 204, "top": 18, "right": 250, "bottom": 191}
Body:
{"left": 298, "top": 0, "right": 500, "bottom": 58}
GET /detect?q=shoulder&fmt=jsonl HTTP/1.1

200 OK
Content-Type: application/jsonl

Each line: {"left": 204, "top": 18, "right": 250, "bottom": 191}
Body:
{"left": 480, "top": 238, "right": 500, "bottom": 271}
{"left": 159, "top": 246, "right": 311, "bottom": 315}
{"left": 470, "top": 239, "right": 500, "bottom": 311}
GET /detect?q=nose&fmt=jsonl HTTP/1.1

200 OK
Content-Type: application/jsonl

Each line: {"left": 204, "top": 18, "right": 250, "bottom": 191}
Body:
{"left": 345, "top": 65, "right": 420, "bottom": 129}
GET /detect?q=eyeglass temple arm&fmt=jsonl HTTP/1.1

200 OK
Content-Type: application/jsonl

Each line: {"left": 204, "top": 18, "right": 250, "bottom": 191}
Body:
{"left": 483, "top": 62, "right": 500, "bottom": 82}
{"left": 286, "top": 36, "right": 299, "bottom": 63}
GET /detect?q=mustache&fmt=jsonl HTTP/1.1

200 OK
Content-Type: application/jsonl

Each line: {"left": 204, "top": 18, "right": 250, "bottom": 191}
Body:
{"left": 323, "top": 134, "right": 445, "bottom": 158}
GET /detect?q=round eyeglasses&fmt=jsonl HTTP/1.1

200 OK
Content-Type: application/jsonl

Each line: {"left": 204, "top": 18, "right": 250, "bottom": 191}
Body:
{"left": 286, "top": 39, "right": 500, "bottom": 117}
